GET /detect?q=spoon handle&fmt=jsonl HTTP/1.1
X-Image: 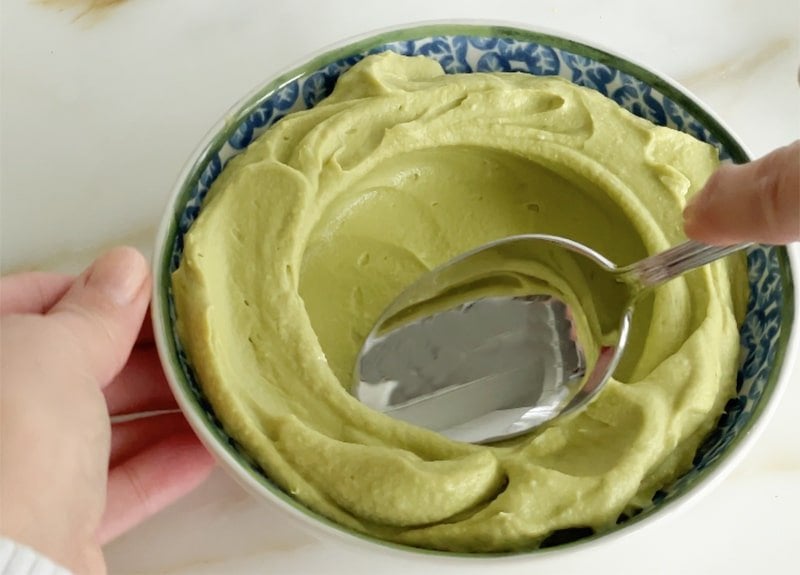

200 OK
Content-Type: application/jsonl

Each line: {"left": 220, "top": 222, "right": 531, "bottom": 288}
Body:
{"left": 620, "top": 240, "right": 751, "bottom": 290}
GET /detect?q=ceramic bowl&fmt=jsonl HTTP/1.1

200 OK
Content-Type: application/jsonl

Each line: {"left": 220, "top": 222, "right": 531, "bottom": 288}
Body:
{"left": 152, "top": 22, "right": 797, "bottom": 560}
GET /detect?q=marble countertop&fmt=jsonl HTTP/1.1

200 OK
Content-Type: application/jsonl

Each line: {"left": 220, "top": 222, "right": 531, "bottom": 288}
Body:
{"left": 2, "top": 0, "right": 798, "bottom": 573}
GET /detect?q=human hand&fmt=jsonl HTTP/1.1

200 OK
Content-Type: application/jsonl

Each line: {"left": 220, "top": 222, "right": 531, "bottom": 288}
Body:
{"left": 684, "top": 140, "right": 800, "bottom": 245}
{"left": 0, "top": 247, "right": 215, "bottom": 574}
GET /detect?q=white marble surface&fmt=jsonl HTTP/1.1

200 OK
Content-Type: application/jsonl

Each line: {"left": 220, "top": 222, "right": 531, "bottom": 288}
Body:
{"left": 2, "top": 0, "right": 799, "bottom": 573}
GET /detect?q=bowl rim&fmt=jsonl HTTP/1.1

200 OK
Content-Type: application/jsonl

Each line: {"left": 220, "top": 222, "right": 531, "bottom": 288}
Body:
{"left": 151, "top": 19, "right": 798, "bottom": 563}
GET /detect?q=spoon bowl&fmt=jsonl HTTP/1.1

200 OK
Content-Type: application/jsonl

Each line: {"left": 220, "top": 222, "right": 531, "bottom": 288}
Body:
{"left": 354, "top": 234, "right": 747, "bottom": 443}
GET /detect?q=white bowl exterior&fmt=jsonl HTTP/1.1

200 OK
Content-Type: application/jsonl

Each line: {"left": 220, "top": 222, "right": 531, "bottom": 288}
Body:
{"left": 151, "top": 21, "right": 797, "bottom": 562}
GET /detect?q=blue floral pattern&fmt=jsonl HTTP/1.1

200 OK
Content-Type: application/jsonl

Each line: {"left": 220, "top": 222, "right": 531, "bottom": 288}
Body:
{"left": 164, "top": 28, "right": 792, "bottom": 552}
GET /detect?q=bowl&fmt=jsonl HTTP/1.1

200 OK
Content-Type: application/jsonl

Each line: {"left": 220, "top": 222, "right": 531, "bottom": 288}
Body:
{"left": 152, "top": 22, "right": 797, "bottom": 561}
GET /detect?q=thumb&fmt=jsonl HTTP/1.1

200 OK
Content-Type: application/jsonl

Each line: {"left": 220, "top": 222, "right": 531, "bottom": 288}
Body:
{"left": 683, "top": 141, "right": 800, "bottom": 245}
{"left": 49, "top": 247, "right": 151, "bottom": 388}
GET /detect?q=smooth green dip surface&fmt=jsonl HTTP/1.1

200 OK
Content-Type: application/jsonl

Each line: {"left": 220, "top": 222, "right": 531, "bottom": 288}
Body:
{"left": 173, "top": 52, "right": 747, "bottom": 552}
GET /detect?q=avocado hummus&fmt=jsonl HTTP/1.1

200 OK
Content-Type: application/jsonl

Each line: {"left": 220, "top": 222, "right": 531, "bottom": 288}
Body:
{"left": 173, "top": 52, "right": 747, "bottom": 552}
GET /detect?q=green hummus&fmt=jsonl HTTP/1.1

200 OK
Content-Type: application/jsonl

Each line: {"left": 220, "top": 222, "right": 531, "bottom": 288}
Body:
{"left": 173, "top": 52, "right": 747, "bottom": 552}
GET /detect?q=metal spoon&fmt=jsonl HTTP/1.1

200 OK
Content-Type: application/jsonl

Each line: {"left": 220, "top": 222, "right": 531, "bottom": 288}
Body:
{"left": 352, "top": 234, "right": 747, "bottom": 444}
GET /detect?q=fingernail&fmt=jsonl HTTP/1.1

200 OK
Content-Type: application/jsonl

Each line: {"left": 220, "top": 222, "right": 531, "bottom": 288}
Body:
{"left": 683, "top": 195, "right": 698, "bottom": 218}
{"left": 683, "top": 190, "right": 704, "bottom": 223}
{"left": 85, "top": 247, "right": 148, "bottom": 306}
{"left": 685, "top": 164, "right": 729, "bottom": 220}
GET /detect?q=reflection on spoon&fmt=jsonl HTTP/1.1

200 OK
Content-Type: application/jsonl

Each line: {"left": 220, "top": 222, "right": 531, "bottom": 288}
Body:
{"left": 353, "top": 234, "right": 747, "bottom": 444}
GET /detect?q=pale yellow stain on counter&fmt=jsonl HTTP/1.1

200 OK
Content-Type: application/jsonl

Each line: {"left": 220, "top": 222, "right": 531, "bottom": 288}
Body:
{"left": 34, "top": 0, "right": 129, "bottom": 21}
{"left": 679, "top": 36, "right": 796, "bottom": 88}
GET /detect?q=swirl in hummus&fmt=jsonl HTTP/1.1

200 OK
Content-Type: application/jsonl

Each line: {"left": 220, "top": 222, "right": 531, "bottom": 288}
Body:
{"left": 173, "top": 52, "right": 747, "bottom": 552}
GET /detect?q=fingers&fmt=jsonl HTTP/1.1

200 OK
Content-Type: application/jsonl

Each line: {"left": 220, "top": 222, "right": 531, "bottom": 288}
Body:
{"left": 99, "top": 423, "right": 215, "bottom": 543}
{"left": 684, "top": 141, "right": 800, "bottom": 245}
{"left": 137, "top": 305, "right": 155, "bottom": 344}
{"left": 0, "top": 272, "right": 74, "bottom": 316}
{"left": 104, "top": 346, "right": 177, "bottom": 417}
{"left": 109, "top": 412, "right": 190, "bottom": 468}
{"left": 48, "top": 247, "right": 151, "bottom": 388}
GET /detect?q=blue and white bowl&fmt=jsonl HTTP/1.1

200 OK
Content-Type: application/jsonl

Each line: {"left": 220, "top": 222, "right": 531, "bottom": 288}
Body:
{"left": 152, "top": 23, "right": 798, "bottom": 560}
